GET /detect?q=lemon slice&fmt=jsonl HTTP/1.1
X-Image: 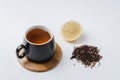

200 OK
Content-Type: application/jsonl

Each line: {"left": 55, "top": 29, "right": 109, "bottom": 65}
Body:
{"left": 61, "top": 21, "right": 82, "bottom": 41}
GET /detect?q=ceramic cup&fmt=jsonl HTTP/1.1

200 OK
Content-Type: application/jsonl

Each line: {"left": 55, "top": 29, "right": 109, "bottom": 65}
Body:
{"left": 16, "top": 25, "right": 56, "bottom": 63}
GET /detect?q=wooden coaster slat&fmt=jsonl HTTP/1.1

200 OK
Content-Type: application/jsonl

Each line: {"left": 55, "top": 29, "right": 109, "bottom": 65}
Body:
{"left": 17, "top": 43, "right": 62, "bottom": 72}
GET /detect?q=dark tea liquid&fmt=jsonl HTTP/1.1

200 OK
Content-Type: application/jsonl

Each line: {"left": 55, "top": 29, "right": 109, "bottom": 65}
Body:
{"left": 26, "top": 28, "right": 51, "bottom": 44}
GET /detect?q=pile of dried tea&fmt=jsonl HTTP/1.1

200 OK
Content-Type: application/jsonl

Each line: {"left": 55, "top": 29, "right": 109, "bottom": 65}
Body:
{"left": 71, "top": 45, "right": 102, "bottom": 67}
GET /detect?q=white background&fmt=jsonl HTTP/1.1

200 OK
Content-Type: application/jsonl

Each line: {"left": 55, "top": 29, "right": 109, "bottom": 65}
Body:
{"left": 0, "top": 0, "right": 120, "bottom": 80}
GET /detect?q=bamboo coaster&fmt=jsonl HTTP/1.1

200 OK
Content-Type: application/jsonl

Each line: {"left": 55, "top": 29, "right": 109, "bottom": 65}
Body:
{"left": 17, "top": 43, "right": 62, "bottom": 72}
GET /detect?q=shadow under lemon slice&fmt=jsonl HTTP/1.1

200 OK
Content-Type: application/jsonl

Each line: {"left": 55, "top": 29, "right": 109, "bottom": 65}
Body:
{"left": 61, "top": 20, "right": 82, "bottom": 41}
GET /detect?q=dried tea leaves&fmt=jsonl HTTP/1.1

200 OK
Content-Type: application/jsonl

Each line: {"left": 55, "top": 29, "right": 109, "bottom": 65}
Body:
{"left": 71, "top": 45, "right": 102, "bottom": 68}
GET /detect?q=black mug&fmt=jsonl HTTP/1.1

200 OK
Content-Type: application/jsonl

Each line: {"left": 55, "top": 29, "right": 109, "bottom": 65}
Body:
{"left": 16, "top": 25, "right": 56, "bottom": 63}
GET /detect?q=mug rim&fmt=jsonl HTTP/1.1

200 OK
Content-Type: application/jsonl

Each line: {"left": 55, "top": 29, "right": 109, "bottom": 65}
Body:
{"left": 24, "top": 25, "right": 54, "bottom": 45}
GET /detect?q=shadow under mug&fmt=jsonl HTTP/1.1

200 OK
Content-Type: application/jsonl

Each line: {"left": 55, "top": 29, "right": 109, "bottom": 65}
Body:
{"left": 16, "top": 25, "right": 56, "bottom": 63}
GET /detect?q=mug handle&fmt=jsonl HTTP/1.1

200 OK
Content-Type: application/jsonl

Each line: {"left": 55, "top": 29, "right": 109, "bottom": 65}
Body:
{"left": 16, "top": 44, "right": 28, "bottom": 59}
